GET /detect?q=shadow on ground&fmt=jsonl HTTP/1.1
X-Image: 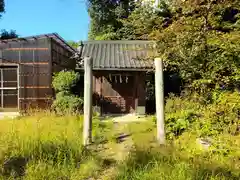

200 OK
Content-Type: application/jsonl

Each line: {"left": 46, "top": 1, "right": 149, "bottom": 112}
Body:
{"left": 1, "top": 156, "right": 28, "bottom": 178}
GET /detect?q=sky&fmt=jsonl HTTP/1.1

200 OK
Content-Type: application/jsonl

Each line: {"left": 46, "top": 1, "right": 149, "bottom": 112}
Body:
{"left": 0, "top": 0, "right": 90, "bottom": 42}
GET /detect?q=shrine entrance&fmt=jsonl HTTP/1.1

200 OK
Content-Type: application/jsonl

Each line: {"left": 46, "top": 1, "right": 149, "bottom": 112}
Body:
{"left": 101, "top": 73, "right": 136, "bottom": 114}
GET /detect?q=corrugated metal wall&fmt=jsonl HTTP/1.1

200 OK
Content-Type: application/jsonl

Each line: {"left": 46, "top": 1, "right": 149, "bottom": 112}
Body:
{"left": 0, "top": 38, "right": 52, "bottom": 110}
{"left": 51, "top": 39, "right": 76, "bottom": 72}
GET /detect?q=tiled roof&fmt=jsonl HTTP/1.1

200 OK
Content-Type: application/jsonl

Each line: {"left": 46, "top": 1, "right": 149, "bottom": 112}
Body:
{"left": 78, "top": 40, "right": 155, "bottom": 70}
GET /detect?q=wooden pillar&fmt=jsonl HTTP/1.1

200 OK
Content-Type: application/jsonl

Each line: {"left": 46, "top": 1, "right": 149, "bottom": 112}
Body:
{"left": 83, "top": 57, "right": 93, "bottom": 146}
{"left": 155, "top": 58, "right": 165, "bottom": 144}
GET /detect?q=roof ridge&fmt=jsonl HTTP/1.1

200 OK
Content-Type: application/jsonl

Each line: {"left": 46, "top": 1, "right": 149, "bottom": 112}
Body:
{"left": 82, "top": 40, "right": 154, "bottom": 44}
{"left": 0, "top": 33, "right": 76, "bottom": 53}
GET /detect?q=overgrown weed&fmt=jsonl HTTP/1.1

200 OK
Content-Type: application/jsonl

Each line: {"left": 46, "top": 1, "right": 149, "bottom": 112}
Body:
{"left": 0, "top": 113, "right": 113, "bottom": 179}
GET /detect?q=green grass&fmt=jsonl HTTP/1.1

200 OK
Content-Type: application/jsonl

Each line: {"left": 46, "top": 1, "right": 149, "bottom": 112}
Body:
{"left": 0, "top": 113, "right": 114, "bottom": 180}
{"left": 114, "top": 119, "right": 240, "bottom": 180}
{"left": 0, "top": 109, "right": 239, "bottom": 179}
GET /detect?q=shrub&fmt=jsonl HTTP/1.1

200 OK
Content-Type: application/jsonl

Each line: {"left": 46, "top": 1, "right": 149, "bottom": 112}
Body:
{"left": 51, "top": 92, "right": 83, "bottom": 115}
{"left": 52, "top": 70, "right": 80, "bottom": 92}
{"left": 162, "top": 95, "right": 201, "bottom": 139}
{"left": 162, "top": 91, "right": 240, "bottom": 139}
{"left": 196, "top": 91, "right": 240, "bottom": 137}
{"left": 52, "top": 70, "right": 83, "bottom": 115}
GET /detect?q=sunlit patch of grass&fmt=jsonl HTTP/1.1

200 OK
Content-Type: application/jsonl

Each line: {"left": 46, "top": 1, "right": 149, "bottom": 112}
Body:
{"left": 116, "top": 117, "right": 240, "bottom": 180}
{"left": 116, "top": 145, "right": 240, "bottom": 180}
{"left": 0, "top": 113, "right": 111, "bottom": 179}
{"left": 0, "top": 108, "right": 239, "bottom": 179}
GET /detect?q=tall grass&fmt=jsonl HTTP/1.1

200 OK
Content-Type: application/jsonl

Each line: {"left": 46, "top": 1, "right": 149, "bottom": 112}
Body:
{"left": 0, "top": 113, "right": 110, "bottom": 179}
{"left": 115, "top": 92, "right": 240, "bottom": 180}
{"left": 0, "top": 91, "right": 240, "bottom": 179}
{"left": 116, "top": 120, "right": 240, "bottom": 180}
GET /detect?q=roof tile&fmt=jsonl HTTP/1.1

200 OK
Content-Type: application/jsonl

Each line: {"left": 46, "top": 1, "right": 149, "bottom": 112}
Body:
{"left": 79, "top": 40, "right": 154, "bottom": 70}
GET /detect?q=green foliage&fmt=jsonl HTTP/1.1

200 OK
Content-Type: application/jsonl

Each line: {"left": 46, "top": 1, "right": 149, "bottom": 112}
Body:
{"left": 67, "top": 41, "right": 79, "bottom": 49}
{"left": 163, "top": 95, "right": 200, "bottom": 139}
{"left": 163, "top": 91, "right": 240, "bottom": 139}
{"left": 154, "top": 0, "right": 240, "bottom": 92}
{"left": 117, "top": 1, "right": 167, "bottom": 40}
{"left": 51, "top": 92, "right": 83, "bottom": 115}
{"left": 116, "top": 146, "right": 240, "bottom": 180}
{"left": 87, "top": 0, "right": 136, "bottom": 40}
{"left": 52, "top": 70, "right": 80, "bottom": 92}
{"left": 0, "top": 114, "right": 112, "bottom": 179}
{"left": 196, "top": 91, "right": 240, "bottom": 136}
{"left": 52, "top": 70, "right": 82, "bottom": 114}
{"left": 0, "top": 0, "right": 4, "bottom": 17}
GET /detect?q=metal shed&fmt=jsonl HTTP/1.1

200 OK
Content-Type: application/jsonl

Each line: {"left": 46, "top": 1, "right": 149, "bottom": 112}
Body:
{"left": 0, "top": 33, "right": 76, "bottom": 111}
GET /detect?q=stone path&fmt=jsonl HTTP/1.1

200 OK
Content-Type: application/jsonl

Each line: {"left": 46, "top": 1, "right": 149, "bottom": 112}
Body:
{"left": 102, "top": 113, "right": 147, "bottom": 123}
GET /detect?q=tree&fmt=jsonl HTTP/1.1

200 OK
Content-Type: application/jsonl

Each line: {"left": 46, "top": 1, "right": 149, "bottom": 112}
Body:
{"left": 68, "top": 41, "right": 79, "bottom": 49}
{"left": 0, "top": 0, "right": 4, "bottom": 17}
{"left": 87, "top": 0, "right": 136, "bottom": 40}
{"left": 117, "top": 1, "right": 171, "bottom": 40}
{"left": 0, "top": 1, "right": 18, "bottom": 40}
{"left": 0, "top": 29, "right": 18, "bottom": 39}
{"left": 153, "top": 0, "right": 240, "bottom": 93}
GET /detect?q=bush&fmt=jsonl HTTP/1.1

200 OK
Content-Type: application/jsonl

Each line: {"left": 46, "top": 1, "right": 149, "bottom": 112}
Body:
{"left": 163, "top": 91, "right": 240, "bottom": 139}
{"left": 51, "top": 92, "right": 83, "bottom": 115}
{"left": 162, "top": 95, "right": 201, "bottom": 139}
{"left": 52, "top": 70, "right": 80, "bottom": 92}
{"left": 52, "top": 70, "right": 83, "bottom": 115}
{"left": 196, "top": 91, "right": 240, "bottom": 137}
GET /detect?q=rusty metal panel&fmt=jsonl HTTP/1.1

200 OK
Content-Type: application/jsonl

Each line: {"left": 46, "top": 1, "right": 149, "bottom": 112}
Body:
{"left": 19, "top": 64, "right": 49, "bottom": 74}
{"left": 19, "top": 88, "right": 52, "bottom": 98}
{"left": 0, "top": 34, "right": 77, "bottom": 111}
{"left": 2, "top": 38, "right": 51, "bottom": 64}
{"left": 0, "top": 38, "right": 52, "bottom": 110}
{"left": 51, "top": 39, "right": 76, "bottom": 73}
{"left": 3, "top": 89, "right": 18, "bottom": 108}
{"left": 19, "top": 74, "right": 51, "bottom": 87}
